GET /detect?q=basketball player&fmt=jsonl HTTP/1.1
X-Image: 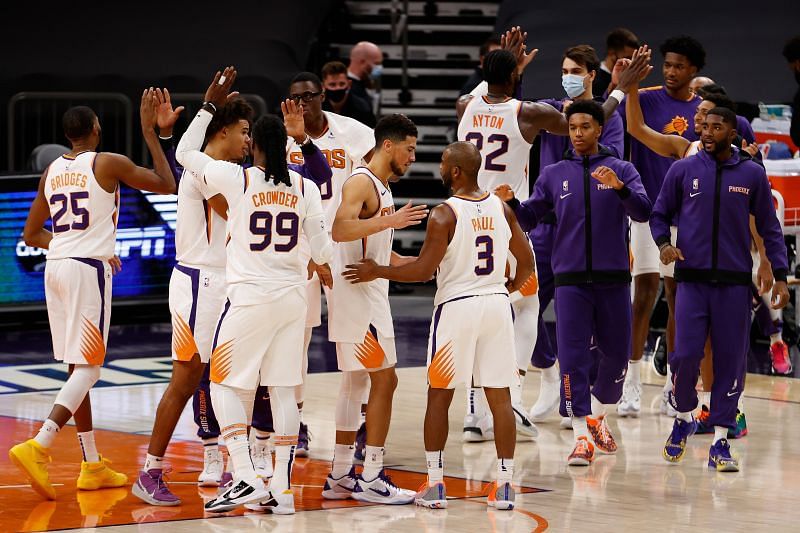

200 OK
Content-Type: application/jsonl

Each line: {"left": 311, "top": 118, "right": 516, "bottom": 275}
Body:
{"left": 9, "top": 90, "right": 176, "bottom": 500}
{"left": 653, "top": 107, "right": 788, "bottom": 472}
{"left": 321, "top": 114, "right": 426, "bottom": 505}
{"left": 614, "top": 36, "right": 706, "bottom": 417}
{"left": 497, "top": 100, "right": 651, "bottom": 465}
{"left": 343, "top": 141, "right": 533, "bottom": 510}
{"left": 177, "top": 103, "right": 334, "bottom": 514}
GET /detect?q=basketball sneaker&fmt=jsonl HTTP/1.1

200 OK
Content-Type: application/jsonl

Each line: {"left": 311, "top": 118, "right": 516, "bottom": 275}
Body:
{"left": 352, "top": 469, "right": 415, "bottom": 505}
{"left": 567, "top": 436, "right": 595, "bottom": 466}
{"left": 77, "top": 456, "right": 128, "bottom": 490}
{"left": 77, "top": 487, "right": 128, "bottom": 523}
{"left": 296, "top": 423, "right": 311, "bottom": 458}
{"left": 414, "top": 481, "right": 447, "bottom": 509}
{"left": 251, "top": 442, "right": 273, "bottom": 479}
{"left": 8, "top": 439, "right": 55, "bottom": 500}
{"left": 617, "top": 381, "right": 641, "bottom": 418}
{"left": 708, "top": 438, "right": 739, "bottom": 472}
{"left": 695, "top": 405, "right": 714, "bottom": 434}
{"left": 321, "top": 466, "right": 358, "bottom": 500}
{"left": 528, "top": 377, "right": 560, "bottom": 422}
{"left": 663, "top": 417, "right": 696, "bottom": 463}
{"left": 727, "top": 410, "right": 748, "bottom": 439}
{"left": 512, "top": 405, "right": 539, "bottom": 438}
{"left": 770, "top": 340, "right": 793, "bottom": 375}
{"left": 660, "top": 390, "right": 678, "bottom": 417}
{"left": 354, "top": 422, "right": 367, "bottom": 463}
{"left": 131, "top": 469, "right": 180, "bottom": 506}
{"left": 463, "top": 413, "right": 495, "bottom": 442}
{"left": 204, "top": 477, "right": 269, "bottom": 513}
{"left": 486, "top": 481, "right": 515, "bottom": 510}
{"left": 198, "top": 447, "right": 223, "bottom": 486}
{"left": 651, "top": 337, "right": 667, "bottom": 377}
{"left": 586, "top": 415, "right": 617, "bottom": 454}
{"left": 245, "top": 489, "right": 295, "bottom": 514}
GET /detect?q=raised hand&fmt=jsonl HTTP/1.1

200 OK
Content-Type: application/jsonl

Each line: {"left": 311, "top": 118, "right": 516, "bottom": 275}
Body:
{"left": 493, "top": 184, "right": 515, "bottom": 201}
{"left": 742, "top": 138, "right": 760, "bottom": 157}
{"left": 590, "top": 166, "right": 624, "bottom": 190}
{"left": 501, "top": 26, "right": 537, "bottom": 75}
{"left": 616, "top": 45, "right": 653, "bottom": 93}
{"left": 154, "top": 88, "right": 184, "bottom": 137}
{"left": 388, "top": 201, "right": 429, "bottom": 229}
{"left": 204, "top": 66, "right": 239, "bottom": 110}
{"left": 343, "top": 258, "right": 379, "bottom": 284}
{"left": 281, "top": 98, "right": 306, "bottom": 143}
{"left": 140, "top": 87, "right": 159, "bottom": 132}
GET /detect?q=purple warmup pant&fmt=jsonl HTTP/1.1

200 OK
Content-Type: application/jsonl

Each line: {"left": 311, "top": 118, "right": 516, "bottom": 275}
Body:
{"left": 751, "top": 284, "right": 780, "bottom": 337}
{"left": 530, "top": 224, "right": 557, "bottom": 369}
{"left": 670, "top": 282, "right": 750, "bottom": 429}
{"left": 193, "top": 366, "right": 274, "bottom": 438}
{"left": 556, "top": 283, "right": 631, "bottom": 418}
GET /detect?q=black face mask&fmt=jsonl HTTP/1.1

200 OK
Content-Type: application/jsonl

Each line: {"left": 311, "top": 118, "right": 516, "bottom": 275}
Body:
{"left": 326, "top": 88, "right": 348, "bottom": 103}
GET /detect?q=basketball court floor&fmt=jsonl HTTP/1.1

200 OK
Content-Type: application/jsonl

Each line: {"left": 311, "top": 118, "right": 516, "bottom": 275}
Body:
{"left": 1, "top": 296, "right": 799, "bottom": 532}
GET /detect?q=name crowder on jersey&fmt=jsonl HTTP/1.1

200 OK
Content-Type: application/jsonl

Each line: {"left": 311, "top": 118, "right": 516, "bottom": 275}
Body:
{"left": 472, "top": 216, "right": 495, "bottom": 231}
{"left": 50, "top": 172, "right": 89, "bottom": 190}
{"left": 252, "top": 190, "right": 299, "bottom": 209}
{"left": 471, "top": 114, "right": 505, "bottom": 129}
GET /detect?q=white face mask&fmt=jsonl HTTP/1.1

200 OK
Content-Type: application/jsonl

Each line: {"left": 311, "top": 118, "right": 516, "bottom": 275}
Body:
{"left": 562, "top": 73, "right": 587, "bottom": 98}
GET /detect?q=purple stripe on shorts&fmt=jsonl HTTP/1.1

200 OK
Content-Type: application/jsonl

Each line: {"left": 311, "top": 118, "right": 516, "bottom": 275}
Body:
{"left": 430, "top": 304, "right": 444, "bottom": 362}
{"left": 212, "top": 299, "right": 231, "bottom": 351}
{"left": 71, "top": 257, "right": 106, "bottom": 336}
{"left": 175, "top": 263, "right": 200, "bottom": 332}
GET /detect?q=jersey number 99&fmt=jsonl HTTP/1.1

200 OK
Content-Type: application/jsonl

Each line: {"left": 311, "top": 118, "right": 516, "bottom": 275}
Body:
{"left": 249, "top": 211, "right": 299, "bottom": 252}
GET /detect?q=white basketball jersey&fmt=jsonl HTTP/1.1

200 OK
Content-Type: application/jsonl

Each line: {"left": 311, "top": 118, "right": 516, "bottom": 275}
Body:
{"left": 328, "top": 167, "right": 395, "bottom": 342}
{"left": 685, "top": 140, "right": 702, "bottom": 157}
{"left": 174, "top": 172, "right": 227, "bottom": 269}
{"left": 435, "top": 193, "right": 511, "bottom": 306}
{"left": 44, "top": 152, "right": 119, "bottom": 261}
{"left": 457, "top": 96, "right": 533, "bottom": 200}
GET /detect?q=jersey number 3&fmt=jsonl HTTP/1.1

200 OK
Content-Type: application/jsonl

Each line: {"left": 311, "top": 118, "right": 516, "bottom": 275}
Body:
{"left": 249, "top": 211, "right": 299, "bottom": 252}
{"left": 474, "top": 235, "right": 494, "bottom": 275}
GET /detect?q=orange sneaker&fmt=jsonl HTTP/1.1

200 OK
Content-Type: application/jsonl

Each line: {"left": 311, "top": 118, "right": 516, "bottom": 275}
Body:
{"left": 587, "top": 414, "right": 618, "bottom": 454}
{"left": 568, "top": 436, "right": 595, "bottom": 466}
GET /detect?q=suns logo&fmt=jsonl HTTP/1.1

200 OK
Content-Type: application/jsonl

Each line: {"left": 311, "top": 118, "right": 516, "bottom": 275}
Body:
{"left": 562, "top": 180, "right": 569, "bottom": 191}
{"left": 662, "top": 116, "right": 690, "bottom": 136}
{"left": 692, "top": 178, "right": 699, "bottom": 190}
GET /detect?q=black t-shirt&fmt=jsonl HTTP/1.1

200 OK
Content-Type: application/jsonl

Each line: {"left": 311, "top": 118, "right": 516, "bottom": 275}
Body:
{"left": 323, "top": 91, "right": 376, "bottom": 127}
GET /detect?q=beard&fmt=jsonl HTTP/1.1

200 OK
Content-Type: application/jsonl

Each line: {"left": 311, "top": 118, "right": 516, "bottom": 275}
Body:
{"left": 390, "top": 160, "right": 407, "bottom": 177}
{"left": 704, "top": 138, "right": 729, "bottom": 155}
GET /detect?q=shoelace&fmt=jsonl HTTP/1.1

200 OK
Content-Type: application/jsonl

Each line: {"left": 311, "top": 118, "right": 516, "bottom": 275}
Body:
{"left": 378, "top": 471, "right": 400, "bottom": 490}
{"left": 152, "top": 467, "right": 173, "bottom": 495}
{"left": 574, "top": 439, "right": 590, "bottom": 457}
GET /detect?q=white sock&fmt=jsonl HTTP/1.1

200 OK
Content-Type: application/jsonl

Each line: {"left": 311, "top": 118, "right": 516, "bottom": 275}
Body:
{"left": 663, "top": 365, "right": 673, "bottom": 393}
{"left": 590, "top": 395, "right": 606, "bottom": 417}
{"left": 541, "top": 364, "right": 559, "bottom": 382}
{"left": 144, "top": 453, "right": 164, "bottom": 472}
{"left": 34, "top": 419, "right": 60, "bottom": 448}
{"left": 362, "top": 445, "right": 384, "bottom": 481}
{"left": 226, "top": 436, "right": 255, "bottom": 482}
{"left": 677, "top": 411, "right": 693, "bottom": 423}
{"left": 77, "top": 430, "right": 99, "bottom": 463}
{"left": 572, "top": 417, "right": 589, "bottom": 440}
{"left": 699, "top": 391, "right": 711, "bottom": 408}
{"left": 202, "top": 437, "right": 219, "bottom": 455}
{"left": 496, "top": 458, "right": 514, "bottom": 485}
{"left": 272, "top": 442, "right": 296, "bottom": 493}
{"left": 511, "top": 373, "right": 524, "bottom": 406}
{"left": 426, "top": 450, "right": 444, "bottom": 485}
{"left": 332, "top": 444, "right": 354, "bottom": 478}
{"left": 628, "top": 360, "right": 641, "bottom": 386}
{"left": 770, "top": 332, "right": 783, "bottom": 344}
{"left": 737, "top": 395, "right": 744, "bottom": 412}
{"left": 713, "top": 426, "right": 727, "bottom": 443}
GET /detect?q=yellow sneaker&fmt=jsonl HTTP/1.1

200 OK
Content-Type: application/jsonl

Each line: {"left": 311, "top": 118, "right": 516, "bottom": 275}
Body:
{"left": 77, "top": 455, "right": 128, "bottom": 490}
{"left": 8, "top": 439, "right": 55, "bottom": 500}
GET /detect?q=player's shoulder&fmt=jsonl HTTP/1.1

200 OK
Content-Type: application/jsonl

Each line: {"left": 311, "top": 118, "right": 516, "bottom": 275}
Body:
{"left": 326, "top": 111, "right": 373, "bottom": 134}
{"left": 639, "top": 85, "right": 664, "bottom": 95}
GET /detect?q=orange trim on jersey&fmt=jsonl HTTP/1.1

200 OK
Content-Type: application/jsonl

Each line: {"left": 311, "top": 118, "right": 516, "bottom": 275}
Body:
{"left": 172, "top": 315, "right": 199, "bottom": 362}
{"left": 61, "top": 150, "right": 90, "bottom": 161}
{"left": 310, "top": 124, "right": 330, "bottom": 141}
{"left": 80, "top": 316, "right": 106, "bottom": 365}
{"left": 243, "top": 167, "right": 250, "bottom": 193}
{"left": 354, "top": 331, "right": 386, "bottom": 369}
{"left": 361, "top": 236, "right": 368, "bottom": 259}
{"left": 428, "top": 340, "right": 455, "bottom": 389}
{"left": 210, "top": 340, "right": 234, "bottom": 383}
{"left": 639, "top": 85, "right": 663, "bottom": 93}
{"left": 453, "top": 192, "right": 490, "bottom": 202}
{"left": 518, "top": 271, "right": 539, "bottom": 297}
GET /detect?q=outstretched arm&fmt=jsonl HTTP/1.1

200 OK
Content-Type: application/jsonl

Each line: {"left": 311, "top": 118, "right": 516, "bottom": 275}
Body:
{"left": 625, "top": 82, "right": 689, "bottom": 159}
{"left": 282, "top": 98, "right": 333, "bottom": 185}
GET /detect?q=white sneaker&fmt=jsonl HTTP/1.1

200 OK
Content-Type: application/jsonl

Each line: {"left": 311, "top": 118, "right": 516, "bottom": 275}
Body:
{"left": 463, "top": 413, "right": 495, "bottom": 442}
{"left": 617, "top": 381, "right": 642, "bottom": 418}
{"left": 198, "top": 447, "right": 223, "bottom": 487}
{"left": 352, "top": 469, "right": 415, "bottom": 505}
{"left": 512, "top": 403, "right": 539, "bottom": 438}
{"left": 244, "top": 489, "right": 295, "bottom": 515}
{"left": 251, "top": 443, "right": 273, "bottom": 480}
{"left": 660, "top": 390, "right": 678, "bottom": 417}
{"left": 560, "top": 416, "right": 573, "bottom": 429}
{"left": 204, "top": 477, "right": 269, "bottom": 513}
{"left": 321, "top": 467, "right": 358, "bottom": 500}
{"left": 529, "top": 377, "right": 560, "bottom": 422}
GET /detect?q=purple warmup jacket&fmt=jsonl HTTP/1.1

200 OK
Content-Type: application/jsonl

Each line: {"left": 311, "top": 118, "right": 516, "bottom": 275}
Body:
{"left": 538, "top": 98, "right": 625, "bottom": 170}
{"left": 650, "top": 147, "right": 788, "bottom": 284}
{"left": 511, "top": 148, "right": 651, "bottom": 286}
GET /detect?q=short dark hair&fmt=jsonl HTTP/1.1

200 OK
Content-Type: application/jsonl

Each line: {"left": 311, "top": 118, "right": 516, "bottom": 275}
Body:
{"left": 706, "top": 107, "right": 737, "bottom": 128}
{"left": 252, "top": 115, "right": 290, "bottom": 187}
{"left": 290, "top": 71, "right": 323, "bottom": 91}
{"left": 783, "top": 36, "right": 800, "bottom": 63}
{"left": 321, "top": 61, "right": 348, "bottom": 80}
{"left": 695, "top": 82, "right": 727, "bottom": 98}
{"left": 565, "top": 99, "right": 605, "bottom": 126}
{"left": 375, "top": 113, "right": 417, "bottom": 145}
{"left": 660, "top": 35, "right": 706, "bottom": 70}
{"left": 206, "top": 97, "right": 254, "bottom": 140}
{"left": 63, "top": 106, "right": 97, "bottom": 141}
{"left": 483, "top": 49, "right": 517, "bottom": 85}
{"left": 606, "top": 28, "right": 639, "bottom": 53}
{"left": 701, "top": 93, "right": 736, "bottom": 113}
{"left": 563, "top": 45, "right": 600, "bottom": 74}
{"left": 479, "top": 34, "right": 502, "bottom": 58}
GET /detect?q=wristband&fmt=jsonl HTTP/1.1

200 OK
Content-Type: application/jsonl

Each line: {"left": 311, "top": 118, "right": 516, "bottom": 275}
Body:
{"left": 299, "top": 134, "right": 311, "bottom": 146}
{"left": 658, "top": 242, "right": 671, "bottom": 253}
{"left": 158, "top": 135, "right": 173, "bottom": 141}
{"left": 608, "top": 89, "right": 625, "bottom": 104}
{"left": 202, "top": 101, "right": 217, "bottom": 114}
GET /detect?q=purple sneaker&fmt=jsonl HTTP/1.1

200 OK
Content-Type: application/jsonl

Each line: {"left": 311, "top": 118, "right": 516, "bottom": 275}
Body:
{"left": 296, "top": 423, "right": 310, "bottom": 458}
{"left": 131, "top": 469, "right": 181, "bottom": 506}
{"left": 218, "top": 471, "right": 233, "bottom": 494}
{"left": 354, "top": 422, "right": 366, "bottom": 463}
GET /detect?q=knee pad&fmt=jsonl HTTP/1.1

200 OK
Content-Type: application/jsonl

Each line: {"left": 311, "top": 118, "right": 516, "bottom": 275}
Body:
{"left": 53, "top": 364, "right": 101, "bottom": 413}
{"left": 336, "top": 370, "right": 369, "bottom": 431}
{"left": 210, "top": 382, "right": 250, "bottom": 435}
{"left": 269, "top": 385, "right": 300, "bottom": 436}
